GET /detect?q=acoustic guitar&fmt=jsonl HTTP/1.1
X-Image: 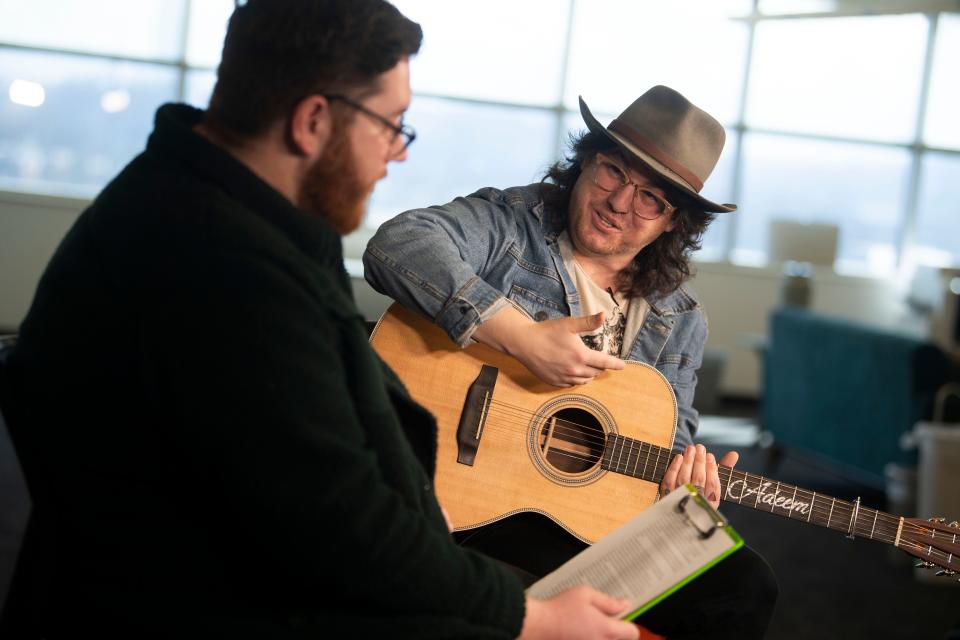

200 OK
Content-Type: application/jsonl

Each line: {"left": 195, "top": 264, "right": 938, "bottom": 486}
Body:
{"left": 369, "top": 303, "right": 959, "bottom": 576}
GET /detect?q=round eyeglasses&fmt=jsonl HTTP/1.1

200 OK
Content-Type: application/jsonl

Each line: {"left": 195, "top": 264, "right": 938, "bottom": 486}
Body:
{"left": 325, "top": 94, "right": 416, "bottom": 151}
{"left": 590, "top": 153, "right": 675, "bottom": 220}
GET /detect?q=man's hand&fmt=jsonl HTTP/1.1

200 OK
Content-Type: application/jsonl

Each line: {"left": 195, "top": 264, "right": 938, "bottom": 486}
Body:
{"left": 661, "top": 443, "right": 739, "bottom": 510}
{"left": 519, "top": 587, "right": 639, "bottom": 640}
{"left": 473, "top": 305, "right": 624, "bottom": 386}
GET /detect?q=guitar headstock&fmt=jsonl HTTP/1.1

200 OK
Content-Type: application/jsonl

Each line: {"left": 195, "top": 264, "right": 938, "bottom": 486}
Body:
{"left": 900, "top": 517, "right": 960, "bottom": 578}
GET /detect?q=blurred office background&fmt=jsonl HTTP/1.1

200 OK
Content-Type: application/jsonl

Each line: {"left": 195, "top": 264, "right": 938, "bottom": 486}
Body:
{"left": 1, "top": 0, "right": 959, "bottom": 397}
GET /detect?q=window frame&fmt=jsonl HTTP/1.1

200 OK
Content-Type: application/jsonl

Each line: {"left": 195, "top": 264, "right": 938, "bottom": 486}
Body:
{"left": 1, "top": 0, "right": 958, "bottom": 276}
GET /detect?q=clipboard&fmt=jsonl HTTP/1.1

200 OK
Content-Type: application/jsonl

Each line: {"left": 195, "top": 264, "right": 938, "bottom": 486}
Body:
{"left": 526, "top": 484, "right": 743, "bottom": 620}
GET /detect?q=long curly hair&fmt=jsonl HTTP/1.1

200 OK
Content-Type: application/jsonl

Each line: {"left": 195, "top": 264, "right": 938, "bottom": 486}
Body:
{"left": 539, "top": 131, "right": 716, "bottom": 300}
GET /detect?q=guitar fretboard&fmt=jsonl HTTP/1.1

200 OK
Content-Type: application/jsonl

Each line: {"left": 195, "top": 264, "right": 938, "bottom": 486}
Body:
{"left": 601, "top": 434, "right": 902, "bottom": 545}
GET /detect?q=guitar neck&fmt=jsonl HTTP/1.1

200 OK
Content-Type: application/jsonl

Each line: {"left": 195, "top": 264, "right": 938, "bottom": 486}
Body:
{"left": 602, "top": 435, "right": 902, "bottom": 546}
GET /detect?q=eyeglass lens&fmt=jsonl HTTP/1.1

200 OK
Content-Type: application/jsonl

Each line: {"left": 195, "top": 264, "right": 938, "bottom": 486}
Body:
{"left": 594, "top": 158, "right": 670, "bottom": 218}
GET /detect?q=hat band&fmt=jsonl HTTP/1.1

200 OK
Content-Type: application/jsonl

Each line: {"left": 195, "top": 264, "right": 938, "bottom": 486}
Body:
{"left": 609, "top": 119, "right": 704, "bottom": 192}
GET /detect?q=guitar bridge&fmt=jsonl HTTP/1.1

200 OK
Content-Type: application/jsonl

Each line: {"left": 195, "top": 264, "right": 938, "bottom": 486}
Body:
{"left": 456, "top": 364, "right": 498, "bottom": 466}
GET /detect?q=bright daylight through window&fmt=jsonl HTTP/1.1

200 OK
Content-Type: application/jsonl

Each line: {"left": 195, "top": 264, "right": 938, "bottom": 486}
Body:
{"left": 0, "top": 0, "right": 957, "bottom": 277}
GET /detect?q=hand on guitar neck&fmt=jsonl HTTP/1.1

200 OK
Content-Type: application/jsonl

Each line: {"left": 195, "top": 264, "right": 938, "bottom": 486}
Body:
{"left": 472, "top": 304, "right": 625, "bottom": 387}
{"left": 662, "top": 443, "right": 740, "bottom": 510}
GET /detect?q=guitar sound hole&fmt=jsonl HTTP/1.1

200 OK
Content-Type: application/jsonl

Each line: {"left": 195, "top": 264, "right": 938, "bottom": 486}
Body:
{"left": 539, "top": 408, "right": 605, "bottom": 473}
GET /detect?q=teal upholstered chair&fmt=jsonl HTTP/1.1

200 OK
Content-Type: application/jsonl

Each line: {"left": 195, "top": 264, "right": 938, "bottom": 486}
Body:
{"left": 762, "top": 307, "right": 949, "bottom": 485}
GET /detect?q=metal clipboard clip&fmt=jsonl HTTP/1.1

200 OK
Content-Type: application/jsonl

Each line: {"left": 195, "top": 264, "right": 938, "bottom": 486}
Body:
{"left": 676, "top": 484, "right": 728, "bottom": 540}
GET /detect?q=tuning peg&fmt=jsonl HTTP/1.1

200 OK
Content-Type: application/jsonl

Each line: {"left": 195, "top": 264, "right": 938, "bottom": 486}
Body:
{"left": 928, "top": 516, "right": 947, "bottom": 524}
{"left": 935, "top": 569, "right": 957, "bottom": 577}
{"left": 915, "top": 561, "right": 937, "bottom": 569}
{"left": 949, "top": 521, "right": 959, "bottom": 528}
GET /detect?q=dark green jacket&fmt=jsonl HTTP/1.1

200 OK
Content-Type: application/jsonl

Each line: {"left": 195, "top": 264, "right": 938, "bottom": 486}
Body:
{"left": 7, "top": 104, "right": 525, "bottom": 638}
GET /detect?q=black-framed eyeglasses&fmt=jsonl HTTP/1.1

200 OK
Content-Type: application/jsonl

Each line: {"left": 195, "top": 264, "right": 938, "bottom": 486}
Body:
{"left": 325, "top": 94, "right": 416, "bottom": 151}
{"left": 590, "top": 153, "right": 675, "bottom": 220}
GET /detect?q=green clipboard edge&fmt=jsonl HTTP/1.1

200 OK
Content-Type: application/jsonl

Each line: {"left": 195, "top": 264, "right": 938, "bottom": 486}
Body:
{"left": 623, "top": 483, "right": 745, "bottom": 621}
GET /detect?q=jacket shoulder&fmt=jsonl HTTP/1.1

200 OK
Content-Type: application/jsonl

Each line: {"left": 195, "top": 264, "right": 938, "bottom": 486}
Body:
{"left": 465, "top": 184, "right": 545, "bottom": 211}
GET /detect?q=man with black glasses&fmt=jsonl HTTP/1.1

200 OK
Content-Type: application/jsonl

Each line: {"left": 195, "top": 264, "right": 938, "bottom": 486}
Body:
{"left": 365, "top": 85, "right": 779, "bottom": 639}
{"left": 5, "top": 1, "right": 643, "bottom": 638}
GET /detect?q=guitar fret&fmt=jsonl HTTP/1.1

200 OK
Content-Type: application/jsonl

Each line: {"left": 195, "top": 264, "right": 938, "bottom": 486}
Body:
{"left": 847, "top": 499, "right": 858, "bottom": 537}
{"left": 950, "top": 530, "right": 956, "bottom": 567}
{"left": 620, "top": 437, "right": 629, "bottom": 474}
{"left": 599, "top": 436, "right": 926, "bottom": 560}
{"left": 614, "top": 437, "right": 627, "bottom": 473}
{"left": 602, "top": 435, "right": 616, "bottom": 470}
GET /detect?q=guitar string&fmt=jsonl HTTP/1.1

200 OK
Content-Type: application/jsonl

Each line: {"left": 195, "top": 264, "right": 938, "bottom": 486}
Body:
{"left": 510, "top": 432, "right": 956, "bottom": 563}
{"left": 483, "top": 399, "right": 900, "bottom": 535}
{"left": 482, "top": 401, "right": 906, "bottom": 532}
{"left": 480, "top": 412, "right": 900, "bottom": 538}
{"left": 475, "top": 401, "right": 952, "bottom": 545}
{"left": 462, "top": 434, "right": 955, "bottom": 566}
{"left": 483, "top": 417, "right": 956, "bottom": 566}
{"left": 472, "top": 396, "right": 952, "bottom": 545}
{"left": 484, "top": 420, "right": 957, "bottom": 565}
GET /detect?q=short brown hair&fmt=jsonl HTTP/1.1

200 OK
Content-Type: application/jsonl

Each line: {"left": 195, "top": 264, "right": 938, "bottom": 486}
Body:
{"left": 206, "top": 0, "right": 422, "bottom": 138}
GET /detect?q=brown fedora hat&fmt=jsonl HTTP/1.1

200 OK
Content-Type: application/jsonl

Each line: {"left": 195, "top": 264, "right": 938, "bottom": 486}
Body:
{"left": 579, "top": 86, "right": 736, "bottom": 213}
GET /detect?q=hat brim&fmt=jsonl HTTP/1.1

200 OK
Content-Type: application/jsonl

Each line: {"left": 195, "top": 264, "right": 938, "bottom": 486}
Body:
{"left": 579, "top": 97, "right": 736, "bottom": 214}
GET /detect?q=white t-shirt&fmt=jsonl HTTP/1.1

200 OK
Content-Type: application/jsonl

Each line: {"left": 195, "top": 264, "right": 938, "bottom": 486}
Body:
{"left": 557, "top": 231, "right": 649, "bottom": 358}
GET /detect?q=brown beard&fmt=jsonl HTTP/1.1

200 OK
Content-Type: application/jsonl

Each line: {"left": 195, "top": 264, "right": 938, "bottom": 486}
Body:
{"left": 297, "top": 125, "right": 371, "bottom": 235}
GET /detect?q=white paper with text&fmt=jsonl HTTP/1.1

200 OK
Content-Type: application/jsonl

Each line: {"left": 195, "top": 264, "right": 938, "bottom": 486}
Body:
{"left": 527, "top": 486, "right": 740, "bottom": 614}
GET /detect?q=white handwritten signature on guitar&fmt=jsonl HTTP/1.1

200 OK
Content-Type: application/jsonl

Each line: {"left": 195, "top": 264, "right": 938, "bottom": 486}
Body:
{"left": 725, "top": 479, "right": 811, "bottom": 516}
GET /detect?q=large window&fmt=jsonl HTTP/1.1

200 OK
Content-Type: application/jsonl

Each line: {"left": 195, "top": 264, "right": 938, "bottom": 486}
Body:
{"left": 2, "top": 0, "right": 958, "bottom": 277}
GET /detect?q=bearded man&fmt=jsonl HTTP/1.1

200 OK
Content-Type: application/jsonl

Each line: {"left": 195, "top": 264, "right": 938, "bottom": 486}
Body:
{"left": 2, "top": 1, "right": 642, "bottom": 638}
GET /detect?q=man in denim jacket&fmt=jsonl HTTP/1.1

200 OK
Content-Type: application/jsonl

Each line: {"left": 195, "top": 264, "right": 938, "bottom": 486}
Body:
{"left": 365, "top": 86, "right": 778, "bottom": 638}
{"left": 366, "top": 86, "right": 737, "bottom": 503}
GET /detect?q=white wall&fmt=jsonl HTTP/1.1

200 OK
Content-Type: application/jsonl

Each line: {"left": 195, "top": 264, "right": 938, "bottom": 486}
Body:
{"left": 1, "top": 191, "right": 914, "bottom": 396}
{"left": 0, "top": 191, "right": 86, "bottom": 331}
{"left": 688, "top": 262, "right": 910, "bottom": 395}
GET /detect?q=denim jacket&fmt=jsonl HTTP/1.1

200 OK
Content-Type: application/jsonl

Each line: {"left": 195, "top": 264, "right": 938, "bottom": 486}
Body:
{"left": 363, "top": 184, "right": 706, "bottom": 451}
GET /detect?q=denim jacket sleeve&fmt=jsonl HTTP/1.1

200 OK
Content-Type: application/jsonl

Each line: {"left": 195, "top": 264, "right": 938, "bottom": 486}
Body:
{"left": 363, "top": 188, "right": 526, "bottom": 346}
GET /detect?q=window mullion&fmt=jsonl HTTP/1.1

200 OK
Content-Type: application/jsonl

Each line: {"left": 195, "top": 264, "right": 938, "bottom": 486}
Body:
{"left": 896, "top": 11, "right": 939, "bottom": 273}
{"left": 724, "top": 0, "right": 760, "bottom": 263}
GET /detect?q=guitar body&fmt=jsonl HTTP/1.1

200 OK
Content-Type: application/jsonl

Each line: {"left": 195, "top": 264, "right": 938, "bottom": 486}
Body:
{"left": 370, "top": 305, "right": 960, "bottom": 575}
{"left": 370, "top": 303, "right": 678, "bottom": 543}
